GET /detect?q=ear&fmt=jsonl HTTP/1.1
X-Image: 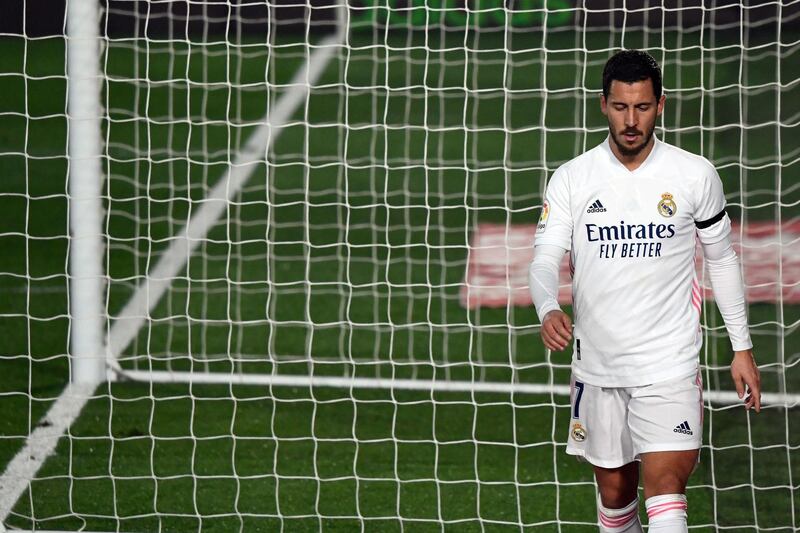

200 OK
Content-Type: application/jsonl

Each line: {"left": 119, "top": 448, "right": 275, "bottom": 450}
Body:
{"left": 600, "top": 94, "right": 608, "bottom": 116}
{"left": 656, "top": 94, "right": 666, "bottom": 116}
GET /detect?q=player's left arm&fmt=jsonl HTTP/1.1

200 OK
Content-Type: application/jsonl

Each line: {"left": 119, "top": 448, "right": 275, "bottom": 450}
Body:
{"left": 730, "top": 349, "right": 761, "bottom": 412}
{"left": 695, "top": 165, "right": 761, "bottom": 412}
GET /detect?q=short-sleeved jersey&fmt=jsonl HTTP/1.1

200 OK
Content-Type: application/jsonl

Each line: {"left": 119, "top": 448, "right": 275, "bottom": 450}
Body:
{"left": 536, "top": 137, "right": 729, "bottom": 387}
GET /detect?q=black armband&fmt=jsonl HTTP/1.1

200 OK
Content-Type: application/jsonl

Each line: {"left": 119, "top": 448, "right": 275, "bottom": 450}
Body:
{"left": 695, "top": 209, "right": 726, "bottom": 229}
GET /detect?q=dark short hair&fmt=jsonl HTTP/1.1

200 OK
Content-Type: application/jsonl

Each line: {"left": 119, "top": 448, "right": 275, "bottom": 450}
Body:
{"left": 602, "top": 49, "right": 662, "bottom": 101}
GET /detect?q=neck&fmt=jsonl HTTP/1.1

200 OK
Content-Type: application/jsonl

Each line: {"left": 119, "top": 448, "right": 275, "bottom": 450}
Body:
{"left": 608, "top": 135, "right": 656, "bottom": 171}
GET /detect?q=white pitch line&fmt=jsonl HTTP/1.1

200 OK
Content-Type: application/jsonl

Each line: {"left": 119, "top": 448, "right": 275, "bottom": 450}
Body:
{"left": 119, "top": 369, "right": 800, "bottom": 407}
{"left": 0, "top": 383, "right": 95, "bottom": 522}
{"left": 108, "top": 32, "right": 343, "bottom": 361}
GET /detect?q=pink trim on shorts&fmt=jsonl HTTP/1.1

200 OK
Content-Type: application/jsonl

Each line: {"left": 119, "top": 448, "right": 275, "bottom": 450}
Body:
{"left": 696, "top": 370, "right": 704, "bottom": 428}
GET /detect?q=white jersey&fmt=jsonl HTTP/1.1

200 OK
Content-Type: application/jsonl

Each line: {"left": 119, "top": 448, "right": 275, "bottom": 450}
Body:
{"left": 535, "top": 137, "right": 731, "bottom": 387}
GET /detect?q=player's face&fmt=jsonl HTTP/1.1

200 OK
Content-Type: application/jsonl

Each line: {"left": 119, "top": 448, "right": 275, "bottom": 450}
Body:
{"left": 600, "top": 79, "right": 665, "bottom": 158}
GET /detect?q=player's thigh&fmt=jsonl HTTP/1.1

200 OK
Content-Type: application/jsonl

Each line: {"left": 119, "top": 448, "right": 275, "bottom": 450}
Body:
{"left": 594, "top": 461, "right": 640, "bottom": 508}
{"left": 627, "top": 370, "right": 703, "bottom": 456}
{"left": 640, "top": 449, "right": 699, "bottom": 498}
{"left": 566, "top": 376, "right": 635, "bottom": 468}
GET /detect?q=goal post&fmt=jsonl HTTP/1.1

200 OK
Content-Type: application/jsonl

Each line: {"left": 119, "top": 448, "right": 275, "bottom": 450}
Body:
{"left": 66, "top": 0, "right": 106, "bottom": 385}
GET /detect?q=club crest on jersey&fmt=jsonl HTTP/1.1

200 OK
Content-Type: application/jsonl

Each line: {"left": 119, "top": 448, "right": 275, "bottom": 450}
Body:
{"left": 657, "top": 193, "right": 677, "bottom": 218}
{"left": 571, "top": 422, "right": 587, "bottom": 442}
{"left": 537, "top": 201, "right": 550, "bottom": 231}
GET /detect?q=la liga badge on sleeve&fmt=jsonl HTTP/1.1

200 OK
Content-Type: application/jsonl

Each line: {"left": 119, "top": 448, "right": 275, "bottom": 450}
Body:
{"left": 537, "top": 201, "right": 550, "bottom": 231}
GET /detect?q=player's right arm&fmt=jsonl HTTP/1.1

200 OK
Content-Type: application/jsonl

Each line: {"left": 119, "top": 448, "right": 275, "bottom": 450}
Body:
{"left": 541, "top": 310, "right": 573, "bottom": 352}
{"left": 529, "top": 167, "right": 573, "bottom": 351}
{"left": 529, "top": 245, "right": 573, "bottom": 351}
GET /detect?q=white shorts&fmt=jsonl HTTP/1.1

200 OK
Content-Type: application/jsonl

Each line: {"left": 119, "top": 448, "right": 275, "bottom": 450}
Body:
{"left": 566, "top": 370, "right": 703, "bottom": 468}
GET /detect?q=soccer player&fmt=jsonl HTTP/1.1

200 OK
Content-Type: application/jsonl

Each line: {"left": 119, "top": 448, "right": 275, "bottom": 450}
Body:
{"left": 528, "top": 50, "right": 762, "bottom": 533}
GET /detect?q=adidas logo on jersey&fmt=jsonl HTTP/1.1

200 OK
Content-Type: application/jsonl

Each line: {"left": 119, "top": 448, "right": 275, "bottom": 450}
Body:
{"left": 587, "top": 199, "right": 607, "bottom": 213}
{"left": 673, "top": 421, "right": 693, "bottom": 435}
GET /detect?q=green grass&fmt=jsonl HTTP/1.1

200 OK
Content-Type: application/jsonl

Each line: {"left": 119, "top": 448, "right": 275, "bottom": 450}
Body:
{"left": 0, "top": 23, "right": 798, "bottom": 532}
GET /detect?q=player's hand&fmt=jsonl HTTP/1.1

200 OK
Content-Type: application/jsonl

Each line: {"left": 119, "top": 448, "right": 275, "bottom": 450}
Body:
{"left": 730, "top": 349, "right": 761, "bottom": 412}
{"left": 541, "top": 310, "right": 573, "bottom": 352}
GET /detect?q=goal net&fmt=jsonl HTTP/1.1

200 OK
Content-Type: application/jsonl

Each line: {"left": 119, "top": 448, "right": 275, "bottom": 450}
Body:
{"left": 1, "top": 0, "right": 798, "bottom": 530}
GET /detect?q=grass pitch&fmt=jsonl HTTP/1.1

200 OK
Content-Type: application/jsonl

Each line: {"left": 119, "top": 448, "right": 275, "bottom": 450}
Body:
{"left": 0, "top": 23, "right": 798, "bottom": 532}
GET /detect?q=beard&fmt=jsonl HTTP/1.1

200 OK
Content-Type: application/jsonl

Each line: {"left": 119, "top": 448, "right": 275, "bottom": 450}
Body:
{"left": 609, "top": 123, "right": 655, "bottom": 157}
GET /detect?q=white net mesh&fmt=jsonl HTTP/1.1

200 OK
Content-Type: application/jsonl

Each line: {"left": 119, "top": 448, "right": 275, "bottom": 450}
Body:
{"left": 0, "top": 0, "right": 798, "bottom": 530}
